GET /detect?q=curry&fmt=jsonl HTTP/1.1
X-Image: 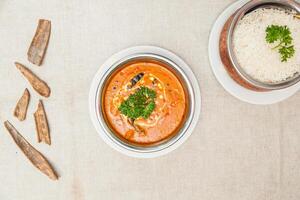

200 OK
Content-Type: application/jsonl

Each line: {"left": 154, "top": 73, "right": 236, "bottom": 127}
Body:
{"left": 102, "top": 59, "right": 187, "bottom": 145}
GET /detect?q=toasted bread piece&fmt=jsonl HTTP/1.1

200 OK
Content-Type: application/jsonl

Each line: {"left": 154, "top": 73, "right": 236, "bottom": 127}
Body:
{"left": 4, "top": 121, "right": 58, "bottom": 180}
{"left": 15, "top": 62, "right": 51, "bottom": 97}
{"left": 27, "top": 19, "right": 51, "bottom": 66}
{"left": 14, "top": 88, "right": 30, "bottom": 121}
{"left": 34, "top": 100, "right": 51, "bottom": 145}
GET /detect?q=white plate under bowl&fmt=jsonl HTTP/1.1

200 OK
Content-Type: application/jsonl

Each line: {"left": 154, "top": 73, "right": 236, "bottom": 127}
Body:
{"left": 208, "top": 0, "right": 300, "bottom": 105}
{"left": 89, "top": 46, "right": 201, "bottom": 158}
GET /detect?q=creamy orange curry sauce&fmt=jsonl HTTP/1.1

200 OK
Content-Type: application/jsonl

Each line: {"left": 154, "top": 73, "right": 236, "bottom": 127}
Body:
{"left": 102, "top": 59, "right": 187, "bottom": 145}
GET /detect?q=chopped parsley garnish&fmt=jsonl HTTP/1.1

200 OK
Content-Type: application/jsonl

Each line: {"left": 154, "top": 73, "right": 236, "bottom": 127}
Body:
{"left": 118, "top": 86, "right": 156, "bottom": 120}
{"left": 265, "top": 25, "right": 295, "bottom": 62}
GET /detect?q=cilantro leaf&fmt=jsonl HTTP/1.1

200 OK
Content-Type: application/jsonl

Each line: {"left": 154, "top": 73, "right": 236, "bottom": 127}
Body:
{"left": 118, "top": 86, "right": 156, "bottom": 120}
{"left": 265, "top": 25, "right": 295, "bottom": 62}
{"left": 141, "top": 101, "right": 155, "bottom": 119}
{"left": 279, "top": 45, "right": 295, "bottom": 62}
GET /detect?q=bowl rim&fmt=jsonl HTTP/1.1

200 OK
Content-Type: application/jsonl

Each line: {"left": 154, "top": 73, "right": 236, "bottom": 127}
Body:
{"left": 89, "top": 46, "right": 201, "bottom": 158}
{"left": 227, "top": 0, "right": 300, "bottom": 90}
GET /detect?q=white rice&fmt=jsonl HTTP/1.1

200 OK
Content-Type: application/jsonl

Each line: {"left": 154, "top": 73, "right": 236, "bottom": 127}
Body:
{"left": 233, "top": 8, "right": 300, "bottom": 83}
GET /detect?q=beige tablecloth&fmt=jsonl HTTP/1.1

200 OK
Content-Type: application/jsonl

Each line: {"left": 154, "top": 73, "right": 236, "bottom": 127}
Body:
{"left": 0, "top": 0, "right": 299, "bottom": 199}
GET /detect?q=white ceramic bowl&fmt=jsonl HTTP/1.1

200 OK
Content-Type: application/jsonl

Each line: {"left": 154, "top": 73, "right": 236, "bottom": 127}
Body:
{"left": 89, "top": 46, "right": 201, "bottom": 158}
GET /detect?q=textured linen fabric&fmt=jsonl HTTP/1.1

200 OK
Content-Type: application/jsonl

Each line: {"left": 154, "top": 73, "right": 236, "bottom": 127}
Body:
{"left": 0, "top": 0, "right": 299, "bottom": 199}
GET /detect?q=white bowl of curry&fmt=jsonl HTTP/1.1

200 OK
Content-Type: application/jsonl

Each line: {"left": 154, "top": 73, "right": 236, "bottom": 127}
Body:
{"left": 89, "top": 46, "right": 201, "bottom": 158}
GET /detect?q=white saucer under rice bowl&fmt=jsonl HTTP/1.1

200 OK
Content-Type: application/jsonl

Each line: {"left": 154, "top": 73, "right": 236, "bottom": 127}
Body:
{"left": 233, "top": 7, "right": 300, "bottom": 83}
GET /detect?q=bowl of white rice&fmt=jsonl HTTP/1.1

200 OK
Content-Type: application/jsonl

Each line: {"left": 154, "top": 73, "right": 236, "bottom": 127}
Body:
{"left": 225, "top": 0, "right": 300, "bottom": 90}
